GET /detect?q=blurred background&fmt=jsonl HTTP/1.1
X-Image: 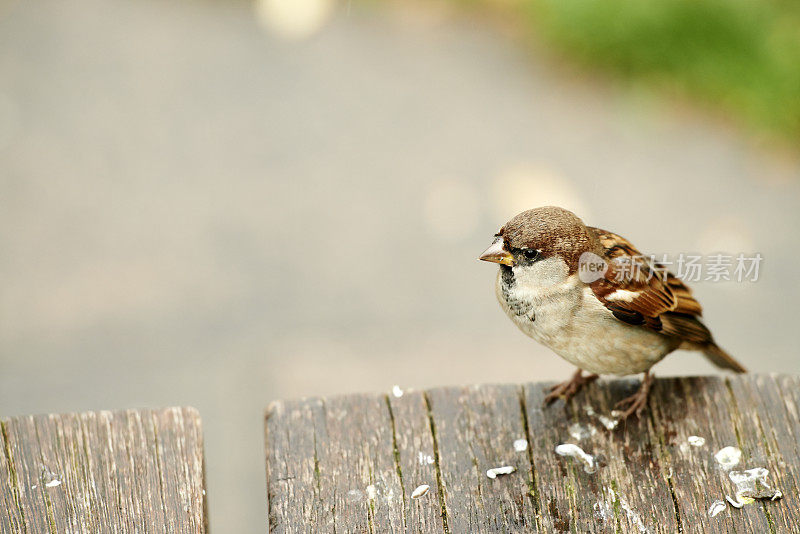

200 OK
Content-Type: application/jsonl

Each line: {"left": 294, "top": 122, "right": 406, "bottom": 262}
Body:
{"left": 2, "top": 0, "right": 799, "bottom": 530}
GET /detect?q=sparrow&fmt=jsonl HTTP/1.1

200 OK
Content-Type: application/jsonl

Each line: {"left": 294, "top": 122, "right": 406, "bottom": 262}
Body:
{"left": 479, "top": 206, "right": 745, "bottom": 419}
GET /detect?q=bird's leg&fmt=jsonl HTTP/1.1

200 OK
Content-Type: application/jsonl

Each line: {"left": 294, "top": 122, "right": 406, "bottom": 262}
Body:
{"left": 614, "top": 371, "right": 654, "bottom": 420}
{"left": 544, "top": 369, "right": 599, "bottom": 405}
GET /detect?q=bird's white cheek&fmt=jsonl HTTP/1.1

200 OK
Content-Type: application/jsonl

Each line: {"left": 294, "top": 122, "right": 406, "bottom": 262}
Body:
{"left": 512, "top": 257, "right": 570, "bottom": 291}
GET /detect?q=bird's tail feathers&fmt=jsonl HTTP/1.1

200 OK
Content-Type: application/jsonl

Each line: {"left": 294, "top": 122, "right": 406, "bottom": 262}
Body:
{"left": 702, "top": 343, "right": 746, "bottom": 373}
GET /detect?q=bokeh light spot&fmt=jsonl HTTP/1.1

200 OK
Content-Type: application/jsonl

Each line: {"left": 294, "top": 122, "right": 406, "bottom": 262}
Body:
{"left": 254, "top": 0, "right": 335, "bottom": 40}
{"left": 491, "top": 164, "right": 590, "bottom": 221}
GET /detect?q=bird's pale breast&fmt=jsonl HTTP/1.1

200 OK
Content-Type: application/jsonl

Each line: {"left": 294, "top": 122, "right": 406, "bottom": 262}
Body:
{"left": 495, "top": 259, "right": 675, "bottom": 376}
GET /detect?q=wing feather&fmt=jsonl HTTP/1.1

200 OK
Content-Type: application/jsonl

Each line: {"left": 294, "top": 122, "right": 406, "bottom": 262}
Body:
{"left": 588, "top": 227, "right": 745, "bottom": 372}
{"left": 588, "top": 227, "right": 706, "bottom": 340}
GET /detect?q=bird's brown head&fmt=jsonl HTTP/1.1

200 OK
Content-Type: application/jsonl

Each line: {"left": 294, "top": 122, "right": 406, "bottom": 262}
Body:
{"left": 479, "top": 206, "right": 599, "bottom": 273}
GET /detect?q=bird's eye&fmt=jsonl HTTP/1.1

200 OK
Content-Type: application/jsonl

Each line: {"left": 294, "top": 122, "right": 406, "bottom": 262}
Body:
{"left": 522, "top": 249, "right": 540, "bottom": 261}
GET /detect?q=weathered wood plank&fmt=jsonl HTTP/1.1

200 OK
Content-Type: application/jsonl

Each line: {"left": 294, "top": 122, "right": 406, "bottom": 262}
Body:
{"left": 647, "top": 377, "right": 772, "bottom": 533}
{"left": 0, "top": 407, "right": 206, "bottom": 533}
{"left": 266, "top": 394, "right": 405, "bottom": 533}
{"left": 726, "top": 375, "right": 800, "bottom": 532}
{"left": 425, "top": 384, "right": 540, "bottom": 532}
{"left": 265, "top": 398, "right": 331, "bottom": 530}
{"left": 386, "top": 390, "right": 446, "bottom": 533}
{"left": 265, "top": 375, "right": 800, "bottom": 533}
{"left": 525, "top": 378, "right": 680, "bottom": 533}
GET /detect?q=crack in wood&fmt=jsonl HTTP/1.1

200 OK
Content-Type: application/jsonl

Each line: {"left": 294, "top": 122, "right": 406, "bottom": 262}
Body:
{"left": 423, "top": 391, "right": 450, "bottom": 534}
{"left": 646, "top": 383, "right": 683, "bottom": 533}
{"left": 517, "top": 386, "right": 543, "bottom": 523}
{"left": 383, "top": 395, "right": 407, "bottom": 528}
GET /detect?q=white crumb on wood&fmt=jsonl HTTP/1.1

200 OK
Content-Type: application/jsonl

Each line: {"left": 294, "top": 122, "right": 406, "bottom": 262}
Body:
{"left": 411, "top": 484, "right": 430, "bottom": 499}
{"left": 555, "top": 443, "right": 596, "bottom": 474}
{"left": 486, "top": 466, "right": 516, "bottom": 479}
{"left": 708, "top": 499, "right": 726, "bottom": 517}
{"left": 687, "top": 435, "right": 706, "bottom": 447}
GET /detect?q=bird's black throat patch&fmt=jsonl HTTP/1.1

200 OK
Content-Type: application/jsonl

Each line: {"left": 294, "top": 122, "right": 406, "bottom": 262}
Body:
{"left": 500, "top": 265, "right": 515, "bottom": 288}
{"left": 499, "top": 265, "right": 535, "bottom": 321}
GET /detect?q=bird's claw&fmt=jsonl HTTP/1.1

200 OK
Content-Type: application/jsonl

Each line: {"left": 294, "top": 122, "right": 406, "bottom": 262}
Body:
{"left": 614, "top": 393, "right": 647, "bottom": 419}
{"left": 543, "top": 370, "right": 598, "bottom": 405}
{"left": 613, "top": 372, "right": 654, "bottom": 420}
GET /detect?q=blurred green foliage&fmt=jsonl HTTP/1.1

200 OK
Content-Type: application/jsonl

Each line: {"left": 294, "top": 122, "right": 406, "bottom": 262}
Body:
{"left": 495, "top": 0, "right": 800, "bottom": 144}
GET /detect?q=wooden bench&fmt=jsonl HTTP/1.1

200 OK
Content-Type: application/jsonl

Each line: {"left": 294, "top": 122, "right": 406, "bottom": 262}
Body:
{"left": 265, "top": 375, "right": 800, "bottom": 533}
{"left": 0, "top": 407, "right": 206, "bottom": 533}
{"left": 3, "top": 376, "right": 799, "bottom": 532}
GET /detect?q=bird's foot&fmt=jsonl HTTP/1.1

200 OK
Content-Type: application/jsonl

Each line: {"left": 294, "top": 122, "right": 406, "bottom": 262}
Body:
{"left": 614, "top": 371, "right": 654, "bottom": 420}
{"left": 544, "top": 369, "right": 599, "bottom": 405}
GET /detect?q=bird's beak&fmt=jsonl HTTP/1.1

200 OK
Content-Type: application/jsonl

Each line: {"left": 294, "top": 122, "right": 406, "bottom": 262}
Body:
{"left": 479, "top": 237, "right": 515, "bottom": 266}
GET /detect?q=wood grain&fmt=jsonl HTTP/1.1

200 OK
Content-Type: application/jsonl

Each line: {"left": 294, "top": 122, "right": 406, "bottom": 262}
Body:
{"left": 525, "top": 378, "right": 680, "bottom": 533}
{"left": 387, "top": 390, "right": 446, "bottom": 533}
{"left": 425, "top": 384, "right": 539, "bottom": 532}
{"left": 266, "top": 394, "right": 406, "bottom": 533}
{"left": 0, "top": 407, "right": 207, "bottom": 533}
{"left": 265, "top": 375, "right": 800, "bottom": 533}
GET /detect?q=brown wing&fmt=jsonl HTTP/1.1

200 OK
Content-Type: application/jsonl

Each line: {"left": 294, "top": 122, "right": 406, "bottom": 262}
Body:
{"left": 588, "top": 227, "right": 709, "bottom": 344}
{"left": 588, "top": 227, "right": 745, "bottom": 372}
